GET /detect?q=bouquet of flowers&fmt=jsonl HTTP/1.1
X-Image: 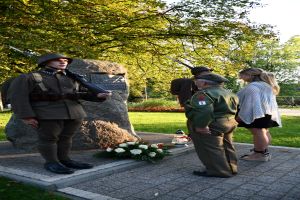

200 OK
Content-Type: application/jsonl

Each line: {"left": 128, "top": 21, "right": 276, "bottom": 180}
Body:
{"left": 95, "top": 141, "right": 170, "bottom": 163}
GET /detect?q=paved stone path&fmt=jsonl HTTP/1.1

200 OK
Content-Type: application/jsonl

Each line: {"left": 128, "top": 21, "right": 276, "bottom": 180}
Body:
{"left": 279, "top": 108, "right": 300, "bottom": 116}
{"left": 1, "top": 132, "right": 300, "bottom": 199}
{"left": 60, "top": 143, "right": 300, "bottom": 200}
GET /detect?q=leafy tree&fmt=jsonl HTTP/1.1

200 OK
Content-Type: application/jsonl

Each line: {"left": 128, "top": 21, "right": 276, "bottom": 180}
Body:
{"left": 279, "top": 36, "right": 300, "bottom": 83}
{"left": 222, "top": 36, "right": 300, "bottom": 95}
{"left": 279, "top": 83, "right": 300, "bottom": 96}
{"left": 0, "top": 0, "right": 274, "bottom": 97}
{"left": 237, "top": 37, "right": 300, "bottom": 84}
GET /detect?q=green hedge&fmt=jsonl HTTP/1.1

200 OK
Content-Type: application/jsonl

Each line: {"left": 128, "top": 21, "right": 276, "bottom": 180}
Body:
{"left": 128, "top": 99, "right": 183, "bottom": 112}
{"left": 128, "top": 97, "right": 300, "bottom": 111}
{"left": 277, "top": 96, "right": 300, "bottom": 106}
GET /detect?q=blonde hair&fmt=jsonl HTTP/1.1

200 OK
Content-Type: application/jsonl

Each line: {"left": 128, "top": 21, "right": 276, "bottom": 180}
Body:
{"left": 239, "top": 68, "right": 280, "bottom": 95}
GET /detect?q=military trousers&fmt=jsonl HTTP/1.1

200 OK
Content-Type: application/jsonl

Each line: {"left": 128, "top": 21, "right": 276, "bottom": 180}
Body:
{"left": 37, "top": 119, "right": 83, "bottom": 163}
{"left": 189, "top": 118, "right": 238, "bottom": 177}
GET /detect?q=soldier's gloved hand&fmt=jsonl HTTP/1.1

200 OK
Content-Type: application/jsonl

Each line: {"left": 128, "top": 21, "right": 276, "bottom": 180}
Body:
{"left": 22, "top": 118, "right": 38, "bottom": 129}
{"left": 195, "top": 127, "right": 211, "bottom": 134}
{"left": 96, "top": 91, "right": 112, "bottom": 99}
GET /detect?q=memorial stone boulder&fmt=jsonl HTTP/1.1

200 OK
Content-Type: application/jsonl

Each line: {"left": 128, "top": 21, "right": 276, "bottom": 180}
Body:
{"left": 4, "top": 59, "right": 138, "bottom": 151}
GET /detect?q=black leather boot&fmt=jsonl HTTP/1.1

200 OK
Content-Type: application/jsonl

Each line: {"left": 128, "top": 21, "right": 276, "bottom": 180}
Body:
{"left": 60, "top": 160, "right": 93, "bottom": 169}
{"left": 193, "top": 171, "right": 231, "bottom": 178}
{"left": 44, "top": 162, "right": 74, "bottom": 174}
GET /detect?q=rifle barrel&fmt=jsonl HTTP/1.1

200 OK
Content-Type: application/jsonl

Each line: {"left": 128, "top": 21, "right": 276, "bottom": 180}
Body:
{"left": 9, "top": 45, "right": 39, "bottom": 58}
{"left": 166, "top": 56, "right": 194, "bottom": 69}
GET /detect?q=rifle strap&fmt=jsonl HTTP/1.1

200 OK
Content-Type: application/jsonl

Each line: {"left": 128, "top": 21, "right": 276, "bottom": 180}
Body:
{"left": 32, "top": 73, "right": 48, "bottom": 92}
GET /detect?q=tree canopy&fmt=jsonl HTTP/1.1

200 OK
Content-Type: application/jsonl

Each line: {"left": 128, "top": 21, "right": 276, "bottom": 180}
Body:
{"left": 0, "top": 0, "right": 284, "bottom": 97}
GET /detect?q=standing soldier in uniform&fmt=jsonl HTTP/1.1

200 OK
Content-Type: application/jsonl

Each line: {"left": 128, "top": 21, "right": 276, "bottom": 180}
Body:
{"left": 185, "top": 73, "right": 239, "bottom": 178}
{"left": 8, "top": 53, "right": 111, "bottom": 174}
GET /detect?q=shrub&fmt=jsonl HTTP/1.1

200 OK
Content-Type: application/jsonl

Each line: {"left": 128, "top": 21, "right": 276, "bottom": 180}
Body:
{"left": 128, "top": 99, "right": 183, "bottom": 112}
{"left": 276, "top": 96, "right": 300, "bottom": 106}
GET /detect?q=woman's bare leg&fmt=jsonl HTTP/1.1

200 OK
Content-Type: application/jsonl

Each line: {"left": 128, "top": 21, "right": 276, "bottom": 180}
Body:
{"left": 241, "top": 128, "right": 270, "bottom": 161}
{"left": 266, "top": 129, "right": 272, "bottom": 145}
{"left": 250, "top": 128, "right": 269, "bottom": 151}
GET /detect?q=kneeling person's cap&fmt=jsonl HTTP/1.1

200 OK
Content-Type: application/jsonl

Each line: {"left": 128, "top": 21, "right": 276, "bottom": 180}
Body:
{"left": 195, "top": 73, "right": 228, "bottom": 83}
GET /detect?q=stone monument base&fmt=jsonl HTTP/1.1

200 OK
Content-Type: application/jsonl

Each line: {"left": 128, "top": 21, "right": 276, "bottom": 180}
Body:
{"left": 5, "top": 114, "right": 139, "bottom": 151}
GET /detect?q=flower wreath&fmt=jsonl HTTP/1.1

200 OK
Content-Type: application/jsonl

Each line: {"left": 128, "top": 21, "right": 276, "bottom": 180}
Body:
{"left": 95, "top": 141, "right": 170, "bottom": 163}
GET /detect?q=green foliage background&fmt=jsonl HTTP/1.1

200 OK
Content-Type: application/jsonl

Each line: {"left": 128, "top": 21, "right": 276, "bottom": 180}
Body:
{"left": 2, "top": 0, "right": 292, "bottom": 98}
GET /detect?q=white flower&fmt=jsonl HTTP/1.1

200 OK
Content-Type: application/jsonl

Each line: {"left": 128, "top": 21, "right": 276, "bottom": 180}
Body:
{"left": 157, "top": 149, "right": 163, "bottom": 153}
{"left": 150, "top": 144, "right": 158, "bottom": 149}
{"left": 106, "top": 147, "right": 113, "bottom": 152}
{"left": 119, "top": 143, "right": 128, "bottom": 148}
{"left": 130, "top": 149, "right": 142, "bottom": 155}
{"left": 148, "top": 152, "right": 156, "bottom": 158}
{"left": 114, "top": 148, "right": 125, "bottom": 153}
{"left": 126, "top": 142, "right": 136, "bottom": 145}
{"left": 138, "top": 144, "right": 148, "bottom": 150}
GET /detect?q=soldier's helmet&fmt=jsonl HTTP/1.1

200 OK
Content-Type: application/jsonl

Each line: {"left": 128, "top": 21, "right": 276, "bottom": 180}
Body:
{"left": 37, "top": 53, "right": 73, "bottom": 67}
{"left": 194, "top": 73, "right": 228, "bottom": 83}
{"left": 191, "top": 66, "right": 213, "bottom": 75}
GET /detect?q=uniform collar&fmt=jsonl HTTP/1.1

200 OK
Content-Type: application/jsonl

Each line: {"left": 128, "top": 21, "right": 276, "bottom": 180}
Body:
{"left": 42, "top": 67, "right": 67, "bottom": 75}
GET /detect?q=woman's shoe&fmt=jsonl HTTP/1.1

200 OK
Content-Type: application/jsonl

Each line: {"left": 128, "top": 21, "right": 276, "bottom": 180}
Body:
{"left": 240, "top": 152, "right": 271, "bottom": 162}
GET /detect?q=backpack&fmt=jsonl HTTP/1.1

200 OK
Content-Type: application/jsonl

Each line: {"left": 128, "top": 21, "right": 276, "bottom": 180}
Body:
{"left": 170, "top": 78, "right": 195, "bottom": 106}
{"left": 0, "top": 73, "right": 47, "bottom": 109}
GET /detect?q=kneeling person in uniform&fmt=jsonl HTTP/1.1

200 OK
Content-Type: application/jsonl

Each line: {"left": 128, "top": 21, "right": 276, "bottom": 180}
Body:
{"left": 8, "top": 53, "right": 111, "bottom": 174}
{"left": 185, "top": 73, "right": 239, "bottom": 178}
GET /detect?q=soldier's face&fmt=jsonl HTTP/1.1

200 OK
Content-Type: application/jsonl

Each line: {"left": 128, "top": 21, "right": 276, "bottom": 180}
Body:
{"left": 47, "top": 58, "right": 69, "bottom": 70}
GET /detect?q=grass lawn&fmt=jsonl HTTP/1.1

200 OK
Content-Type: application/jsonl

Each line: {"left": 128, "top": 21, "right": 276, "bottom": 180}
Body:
{"left": 128, "top": 112, "right": 300, "bottom": 148}
{"left": 0, "top": 176, "right": 68, "bottom": 200}
{"left": 1, "top": 111, "right": 300, "bottom": 147}
{"left": 0, "top": 111, "right": 11, "bottom": 141}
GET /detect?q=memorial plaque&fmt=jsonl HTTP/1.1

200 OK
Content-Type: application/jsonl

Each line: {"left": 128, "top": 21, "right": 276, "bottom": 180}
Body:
{"left": 90, "top": 73, "right": 127, "bottom": 91}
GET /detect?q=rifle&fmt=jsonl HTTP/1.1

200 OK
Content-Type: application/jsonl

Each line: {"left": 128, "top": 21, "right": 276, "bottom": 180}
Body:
{"left": 165, "top": 56, "right": 194, "bottom": 70}
{"left": 9, "top": 45, "right": 40, "bottom": 61}
{"left": 66, "top": 69, "right": 111, "bottom": 94}
{"left": 166, "top": 56, "right": 212, "bottom": 75}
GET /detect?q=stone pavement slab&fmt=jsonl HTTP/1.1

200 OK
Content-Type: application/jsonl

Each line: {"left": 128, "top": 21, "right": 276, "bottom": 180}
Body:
{"left": 0, "top": 149, "right": 143, "bottom": 189}
{"left": 59, "top": 143, "right": 300, "bottom": 200}
{"left": 0, "top": 132, "right": 188, "bottom": 190}
{"left": 1, "top": 132, "right": 300, "bottom": 200}
{"left": 279, "top": 108, "right": 300, "bottom": 116}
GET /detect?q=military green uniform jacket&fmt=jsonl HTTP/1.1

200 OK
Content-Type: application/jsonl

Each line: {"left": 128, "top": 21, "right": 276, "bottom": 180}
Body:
{"left": 8, "top": 68, "right": 101, "bottom": 120}
{"left": 185, "top": 86, "right": 238, "bottom": 128}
